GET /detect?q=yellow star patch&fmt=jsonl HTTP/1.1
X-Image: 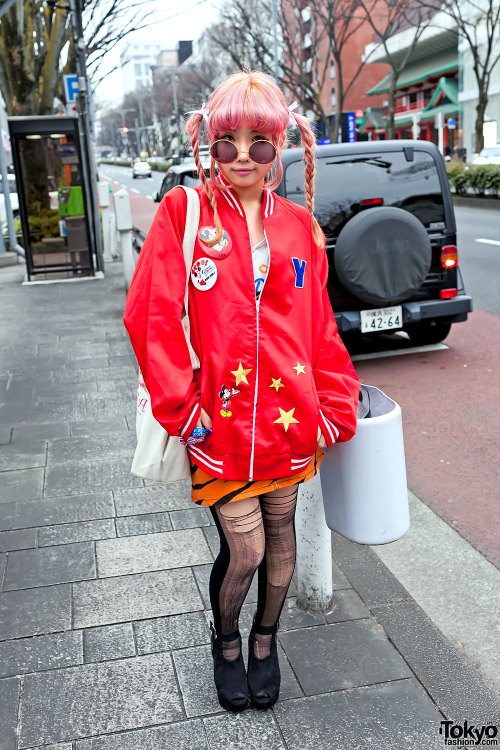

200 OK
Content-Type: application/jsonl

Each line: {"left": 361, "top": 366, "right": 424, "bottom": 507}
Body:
{"left": 270, "top": 377, "right": 284, "bottom": 392}
{"left": 231, "top": 361, "right": 252, "bottom": 386}
{"left": 274, "top": 406, "right": 300, "bottom": 432}
{"left": 292, "top": 362, "right": 306, "bottom": 375}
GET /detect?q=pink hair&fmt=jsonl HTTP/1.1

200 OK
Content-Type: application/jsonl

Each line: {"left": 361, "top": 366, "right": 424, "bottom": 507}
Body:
{"left": 185, "top": 71, "right": 323, "bottom": 247}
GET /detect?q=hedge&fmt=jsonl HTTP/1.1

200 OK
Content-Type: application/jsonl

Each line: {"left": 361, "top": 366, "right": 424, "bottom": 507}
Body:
{"left": 445, "top": 161, "right": 500, "bottom": 197}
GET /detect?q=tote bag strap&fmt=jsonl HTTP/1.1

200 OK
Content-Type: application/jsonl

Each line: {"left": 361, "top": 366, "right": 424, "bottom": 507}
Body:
{"left": 178, "top": 185, "right": 201, "bottom": 370}
{"left": 179, "top": 185, "right": 200, "bottom": 318}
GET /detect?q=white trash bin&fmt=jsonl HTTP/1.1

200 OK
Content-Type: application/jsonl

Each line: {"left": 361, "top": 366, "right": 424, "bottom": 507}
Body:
{"left": 320, "top": 384, "right": 410, "bottom": 544}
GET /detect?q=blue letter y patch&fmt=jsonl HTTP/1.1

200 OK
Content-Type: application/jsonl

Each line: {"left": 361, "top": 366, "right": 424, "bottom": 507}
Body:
{"left": 292, "top": 257, "right": 306, "bottom": 288}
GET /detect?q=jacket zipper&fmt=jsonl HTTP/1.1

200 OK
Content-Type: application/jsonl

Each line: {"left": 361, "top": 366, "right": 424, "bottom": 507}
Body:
{"left": 249, "top": 226, "right": 271, "bottom": 481}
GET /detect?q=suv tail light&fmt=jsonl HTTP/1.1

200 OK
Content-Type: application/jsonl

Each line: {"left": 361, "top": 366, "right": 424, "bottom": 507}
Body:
{"left": 361, "top": 197, "right": 384, "bottom": 206}
{"left": 440, "top": 288, "right": 458, "bottom": 299}
{"left": 441, "top": 245, "right": 458, "bottom": 269}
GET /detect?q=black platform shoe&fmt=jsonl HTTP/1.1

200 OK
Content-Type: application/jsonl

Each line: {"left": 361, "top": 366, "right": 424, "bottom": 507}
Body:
{"left": 247, "top": 614, "right": 281, "bottom": 709}
{"left": 210, "top": 621, "right": 250, "bottom": 712}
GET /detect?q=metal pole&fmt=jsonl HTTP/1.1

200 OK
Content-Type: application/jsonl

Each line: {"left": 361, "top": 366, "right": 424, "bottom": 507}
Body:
{"left": 272, "top": 0, "right": 279, "bottom": 84}
{"left": 295, "top": 471, "right": 333, "bottom": 610}
{"left": 171, "top": 68, "right": 180, "bottom": 137}
{"left": 0, "top": 133, "right": 24, "bottom": 257}
{"left": 68, "top": 0, "right": 104, "bottom": 273}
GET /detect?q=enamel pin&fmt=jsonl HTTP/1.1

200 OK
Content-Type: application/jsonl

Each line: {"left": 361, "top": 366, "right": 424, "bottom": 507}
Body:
{"left": 191, "top": 257, "right": 218, "bottom": 291}
{"left": 198, "top": 226, "right": 233, "bottom": 259}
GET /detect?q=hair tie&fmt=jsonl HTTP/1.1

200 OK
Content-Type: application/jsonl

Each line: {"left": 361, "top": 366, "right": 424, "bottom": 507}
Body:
{"left": 287, "top": 101, "right": 299, "bottom": 128}
{"left": 186, "top": 101, "right": 210, "bottom": 123}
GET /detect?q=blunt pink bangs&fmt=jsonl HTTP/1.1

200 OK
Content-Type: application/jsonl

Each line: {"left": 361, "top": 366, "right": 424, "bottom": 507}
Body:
{"left": 207, "top": 75, "right": 289, "bottom": 141}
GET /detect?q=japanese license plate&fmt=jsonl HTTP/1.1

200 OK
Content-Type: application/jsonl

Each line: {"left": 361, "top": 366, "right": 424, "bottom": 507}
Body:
{"left": 360, "top": 305, "right": 403, "bottom": 333}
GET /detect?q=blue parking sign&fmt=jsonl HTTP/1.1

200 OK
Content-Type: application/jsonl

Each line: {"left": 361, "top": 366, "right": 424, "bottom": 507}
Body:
{"left": 63, "top": 74, "right": 79, "bottom": 103}
{"left": 347, "top": 112, "right": 356, "bottom": 142}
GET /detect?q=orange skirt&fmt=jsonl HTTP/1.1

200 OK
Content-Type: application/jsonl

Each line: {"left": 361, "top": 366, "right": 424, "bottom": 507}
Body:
{"left": 190, "top": 447, "right": 325, "bottom": 506}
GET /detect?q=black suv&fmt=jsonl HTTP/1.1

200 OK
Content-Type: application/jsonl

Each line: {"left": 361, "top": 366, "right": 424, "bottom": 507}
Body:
{"left": 277, "top": 139, "right": 472, "bottom": 345}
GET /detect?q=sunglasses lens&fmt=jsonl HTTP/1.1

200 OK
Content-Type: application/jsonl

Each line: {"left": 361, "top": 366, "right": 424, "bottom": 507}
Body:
{"left": 248, "top": 141, "right": 276, "bottom": 164}
{"left": 210, "top": 140, "right": 238, "bottom": 163}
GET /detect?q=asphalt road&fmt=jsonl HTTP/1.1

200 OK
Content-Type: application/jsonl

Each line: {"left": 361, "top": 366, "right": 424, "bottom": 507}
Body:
{"left": 454, "top": 205, "right": 500, "bottom": 316}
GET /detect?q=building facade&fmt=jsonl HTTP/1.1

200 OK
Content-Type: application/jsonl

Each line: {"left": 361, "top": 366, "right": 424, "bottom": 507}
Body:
{"left": 120, "top": 41, "right": 165, "bottom": 95}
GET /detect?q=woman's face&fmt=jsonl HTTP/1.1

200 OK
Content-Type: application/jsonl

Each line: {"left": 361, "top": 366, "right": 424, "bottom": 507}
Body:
{"left": 212, "top": 125, "right": 276, "bottom": 190}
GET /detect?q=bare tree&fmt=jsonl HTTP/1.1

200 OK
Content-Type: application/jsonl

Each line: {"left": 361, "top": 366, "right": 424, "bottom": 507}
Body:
{"left": 356, "top": 0, "right": 436, "bottom": 138}
{"left": 206, "top": 0, "right": 381, "bottom": 141}
{"left": 421, "top": 0, "right": 500, "bottom": 153}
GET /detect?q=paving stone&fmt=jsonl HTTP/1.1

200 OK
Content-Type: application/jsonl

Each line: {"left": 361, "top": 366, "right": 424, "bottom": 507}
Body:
{"left": 0, "top": 467, "right": 44, "bottom": 504}
{"left": 114, "top": 483, "right": 191, "bottom": 516}
{"left": 83, "top": 622, "right": 135, "bottom": 663}
{"left": 0, "top": 631, "right": 83, "bottom": 678}
{"left": 0, "top": 552, "right": 5, "bottom": 583}
{"left": 38, "top": 518, "right": 116, "bottom": 546}
{"left": 115, "top": 512, "right": 172, "bottom": 536}
{"left": 0, "top": 584, "right": 72, "bottom": 640}
{"left": 45, "top": 458, "right": 143, "bottom": 497}
{"left": 83, "top": 395, "right": 134, "bottom": 421}
{"left": 53, "top": 365, "right": 137, "bottom": 384}
{"left": 331, "top": 530, "right": 412, "bottom": 607}
{"left": 0, "top": 676, "right": 19, "bottom": 750}
{"left": 202, "top": 524, "right": 220, "bottom": 558}
{"left": 135, "top": 611, "right": 209, "bottom": 654}
{"left": 70, "top": 418, "right": 129, "bottom": 437}
{"left": 47, "top": 433, "right": 136, "bottom": 465}
{"left": 0, "top": 439, "right": 47, "bottom": 471}
{"left": 0, "top": 527, "right": 38, "bottom": 552}
{"left": 273, "top": 679, "right": 444, "bottom": 750}
{"left": 73, "top": 568, "right": 202, "bottom": 628}
{"left": 75, "top": 720, "right": 208, "bottom": 750}
{"left": 96, "top": 528, "right": 212, "bottom": 577}
{"left": 0, "top": 426, "right": 12, "bottom": 443}
{"left": 324, "top": 588, "right": 371, "bottom": 623}
{"left": 169, "top": 507, "right": 212, "bottom": 530}
{"left": 0, "top": 503, "right": 16, "bottom": 531}
{"left": 372, "top": 599, "right": 500, "bottom": 725}
{"left": 3, "top": 541, "right": 96, "bottom": 590}
{"left": 62, "top": 355, "right": 110, "bottom": 370}
{"left": 35, "top": 381, "right": 100, "bottom": 398}
{"left": 13, "top": 492, "right": 115, "bottom": 529}
{"left": 279, "top": 596, "right": 327, "bottom": 630}
{"left": 18, "top": 652, "right": 183, "bottom": 748}
{"left": 12, "top": 423, "right": 70, "bottom": 441}
{"left": 278, "top": 619, "right": 412, "bottom": 695}
{"left": 0, "top": 396, "right": 86, "bottom": 425}
{"left": 203, "top": 711, "right": 286, "bottom": 750}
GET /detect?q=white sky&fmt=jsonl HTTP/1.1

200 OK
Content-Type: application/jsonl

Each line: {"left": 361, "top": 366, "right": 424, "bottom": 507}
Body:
{"left": 91, "top": 0, "right": 217, "bottom": 108}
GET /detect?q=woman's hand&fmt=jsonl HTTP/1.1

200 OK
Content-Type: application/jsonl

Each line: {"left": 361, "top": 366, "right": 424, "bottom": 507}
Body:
{"left": 317, "top": 425, "right": 327, "bottom": 448}
{"left": 196, "top": 406, "right": 213, "bottom": 431}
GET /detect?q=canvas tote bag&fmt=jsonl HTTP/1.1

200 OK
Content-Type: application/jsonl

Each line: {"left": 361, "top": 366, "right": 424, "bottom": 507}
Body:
{"left": 131, "top": 185, "right": 201, "bottom": 483}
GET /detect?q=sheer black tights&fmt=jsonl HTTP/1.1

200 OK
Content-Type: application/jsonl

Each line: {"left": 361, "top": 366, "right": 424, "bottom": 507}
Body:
{"left": 208, "top": 485, "right": 298, "bottom": 661}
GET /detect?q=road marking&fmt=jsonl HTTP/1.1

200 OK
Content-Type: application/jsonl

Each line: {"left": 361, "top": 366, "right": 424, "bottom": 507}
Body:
{"left": 147, "top": 195, "right": 154, "bottom": 200}
{"left": 131, "top": 189, "right": 140, "bottom": 194}
{"left": 475, "top": 238, "right": 500, "bottom": 246}
{"left": 351, "top": 343, "right": 448, "bottom": 361}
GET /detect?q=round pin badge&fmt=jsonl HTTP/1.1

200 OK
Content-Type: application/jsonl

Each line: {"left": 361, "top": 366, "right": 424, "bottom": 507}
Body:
{"left": 191, "top": 257, "right": 218, "bottom": 291}
{"left": 198, "top": 226, "right": 232, "bottom": 259}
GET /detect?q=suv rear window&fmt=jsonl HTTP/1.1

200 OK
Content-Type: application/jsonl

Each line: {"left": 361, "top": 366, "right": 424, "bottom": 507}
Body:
{"left": 284, "top": 149, "right": 445, "bottom": 238}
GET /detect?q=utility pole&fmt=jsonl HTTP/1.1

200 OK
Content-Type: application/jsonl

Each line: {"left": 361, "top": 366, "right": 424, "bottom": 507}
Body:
{"left": 68, "top": 0, "right": 104, "bottom": 273}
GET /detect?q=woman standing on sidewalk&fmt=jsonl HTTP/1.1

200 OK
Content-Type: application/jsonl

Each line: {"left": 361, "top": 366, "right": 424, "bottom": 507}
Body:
{"left": 123, "top": 71, "right": 360, "bottom": 713}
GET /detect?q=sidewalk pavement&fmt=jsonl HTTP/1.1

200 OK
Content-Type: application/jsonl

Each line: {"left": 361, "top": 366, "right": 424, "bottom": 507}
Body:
{"left": 0, "top": 259, "right": 498, "bottom": 750}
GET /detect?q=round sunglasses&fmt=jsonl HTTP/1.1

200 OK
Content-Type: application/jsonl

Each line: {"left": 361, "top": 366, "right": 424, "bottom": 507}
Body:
{"left": 210, "top": 138, "right": 277, "bottom": 165}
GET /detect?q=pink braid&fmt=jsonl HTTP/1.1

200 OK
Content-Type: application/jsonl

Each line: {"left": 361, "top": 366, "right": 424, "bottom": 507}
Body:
{"left": 185, "top": 113, "right": 223, "bottom": 246}
{"left": 293, "top": 112, "right": 324, "bottom": 248}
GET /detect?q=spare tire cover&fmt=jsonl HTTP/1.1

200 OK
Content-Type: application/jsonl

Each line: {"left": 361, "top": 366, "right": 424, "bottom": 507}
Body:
{"left": 334, "top": 206, "right": 432, "bottom": 306}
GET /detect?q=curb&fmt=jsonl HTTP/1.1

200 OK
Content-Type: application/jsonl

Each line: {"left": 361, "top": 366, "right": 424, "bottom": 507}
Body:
{"left": 331, "top": 529, "right": 500, "bottom": 725}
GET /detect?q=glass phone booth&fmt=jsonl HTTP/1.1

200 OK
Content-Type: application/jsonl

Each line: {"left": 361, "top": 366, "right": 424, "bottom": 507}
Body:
{"left": 8, "top": 116, "right": 96, "bottom": 281}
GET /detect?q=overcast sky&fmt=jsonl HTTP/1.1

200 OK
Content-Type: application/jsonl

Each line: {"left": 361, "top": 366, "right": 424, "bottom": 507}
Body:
{"left": 91, "top": 0, "right": 217, "bottom": 108}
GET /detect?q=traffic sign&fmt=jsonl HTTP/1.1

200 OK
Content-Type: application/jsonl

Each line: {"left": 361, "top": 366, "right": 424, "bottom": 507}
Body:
{"left": 63, "top": 74, "right": 79, "bottom": 103}
{"left": 448, "top": 117, "right": 456, "bottom": 130}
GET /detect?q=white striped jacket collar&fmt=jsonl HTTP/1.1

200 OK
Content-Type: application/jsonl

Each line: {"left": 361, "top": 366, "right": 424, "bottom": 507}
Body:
{"left": 215, "top": 174, "right": 276, "bottom": 218}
